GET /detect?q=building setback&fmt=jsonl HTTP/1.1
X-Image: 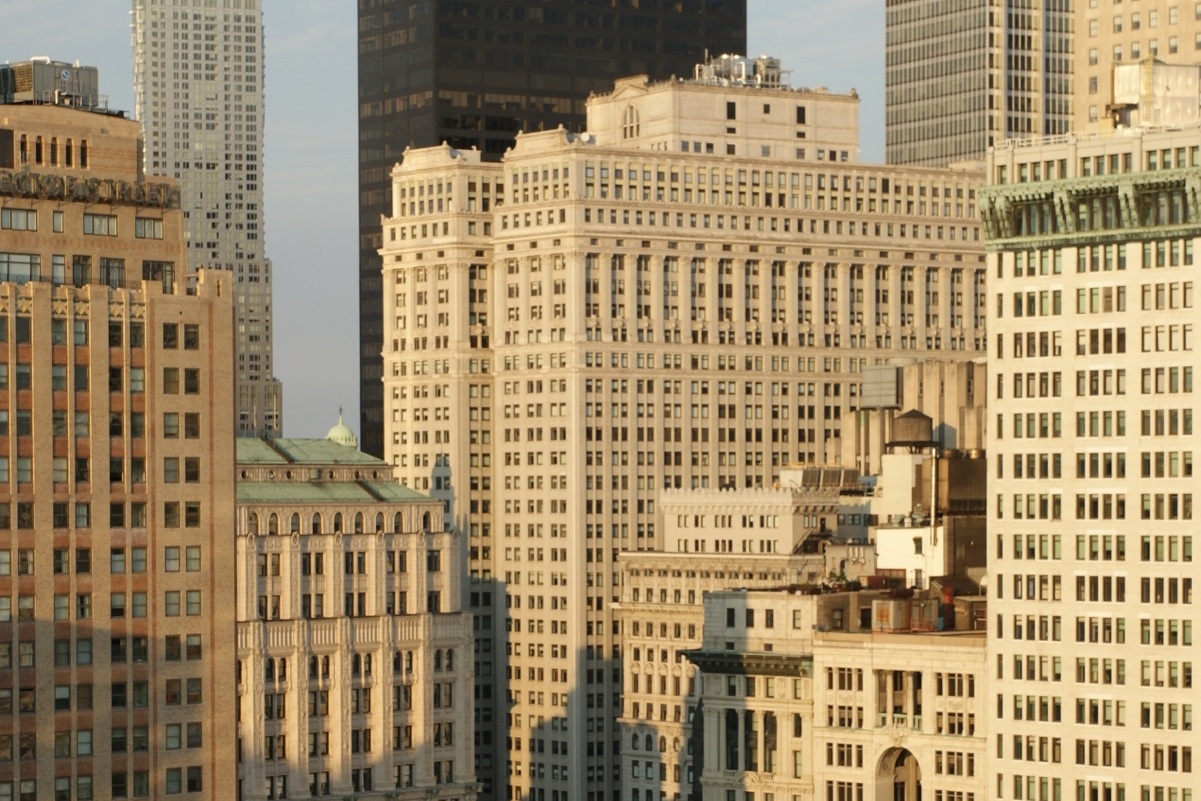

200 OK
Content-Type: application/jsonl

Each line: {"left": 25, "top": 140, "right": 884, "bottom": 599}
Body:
{"left": 132, "top": 0, "right": 283, "bottom": 436}
{"left": 357, "top": 0, "right": 748, "bottom": 458}
{"left": 0, "top": 97, "right": 237, "bottom": 799}
{"left": 616, "top": 475, "right": 840, "bottom": 801}
{"left": 378, "top": 63, "right": 987, "bottom": 801}
{"left": 234, "top": 433, "right": 474, "bottom": 801}
{"left": 982, "top": 109, "right": 1201, "bottom": 799}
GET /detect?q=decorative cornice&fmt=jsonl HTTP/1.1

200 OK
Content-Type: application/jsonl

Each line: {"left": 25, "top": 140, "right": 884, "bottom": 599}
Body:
{"left": 682, "top": 648, "right": 812, "bottom": 678}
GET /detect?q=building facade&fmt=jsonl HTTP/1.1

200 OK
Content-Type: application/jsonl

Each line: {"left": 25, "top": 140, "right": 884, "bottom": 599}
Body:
{"left": 687, "top": 589, "right": 988, "bottom": 801}
{"left": 132, "top": 1, "right": 283, "bottom": 436}
{"left": 234, "top": 435, "right": 474, "bottom": 801}
{"left": 378, "top": 66, "right": 986, "bottom": 801}
{"left": 1075, "top": 2, "right": 1201, "bottom": 130}
{"left": 617, "top": 478, "right": 838, "bottom": 801}
{"left": 982, "top": 120, "right": 1201, "bottom": 800}
{"left": 357, "top": 0, "right": 748, "bottom": 457}
{"left": 884, "top": 0, "right": 1071, "bottom": 166}
{"left": 0, "top": 98, "right": 237, "bottom": 799}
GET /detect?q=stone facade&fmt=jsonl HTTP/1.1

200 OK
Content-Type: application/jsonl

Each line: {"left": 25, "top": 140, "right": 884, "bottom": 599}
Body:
{"left": 379, "top": 66, "right": 986, "bottom": 801}
{"left": 234, "top": 438, "right": 475, "bottom": 801}
{"left": 687, "top": 589, "right": 987, "bottom": 801}
{"left": 984, "top": 124, "right": 1201, "bottom": 801}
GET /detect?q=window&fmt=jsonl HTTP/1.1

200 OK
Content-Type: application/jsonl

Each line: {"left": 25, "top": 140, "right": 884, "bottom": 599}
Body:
{"left": 134, "top": 218, "right": 163, "bottom": 239}
{"left": 0, "top": 210, "right": 36, "bottom": 232}
{"left": 82, "top": 214, "right": 117, "bottom": 236}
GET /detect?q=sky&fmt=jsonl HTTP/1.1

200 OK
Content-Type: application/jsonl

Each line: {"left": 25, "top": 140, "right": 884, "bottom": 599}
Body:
{"left": 0, "top": 0, "right": 884, "bottom": 439}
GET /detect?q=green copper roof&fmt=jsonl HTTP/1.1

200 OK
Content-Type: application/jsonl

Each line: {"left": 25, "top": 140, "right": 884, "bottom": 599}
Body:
{"left": 236, "top": 480, "right": 431, "bottom": 505}
{"left": 236, "top": 438, "right": 388, "bottom": 467}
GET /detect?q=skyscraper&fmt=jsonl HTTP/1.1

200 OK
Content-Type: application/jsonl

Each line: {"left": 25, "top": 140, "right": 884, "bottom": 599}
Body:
{"left": 982, "top": 70, "right": 1201, "bottom": 799}
{"left": 0, "top": 77, "right": 237, "bottom": 799}
{"left": 132, "top": 0, "right": 282, "bottom": 436}
{"left": 884, "top": 0, "right": 1072, "bottom": 166}
{"left": 357, "top": 0, "right": 748, "bottom": 456}
{"left": 379, "top": 62, "right": 986, "bottom": 801}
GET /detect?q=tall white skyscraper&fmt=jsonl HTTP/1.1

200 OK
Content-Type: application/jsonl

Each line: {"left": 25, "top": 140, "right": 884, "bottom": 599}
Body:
{"left": 132, "top": 0, "right": 282, "bottom": 436}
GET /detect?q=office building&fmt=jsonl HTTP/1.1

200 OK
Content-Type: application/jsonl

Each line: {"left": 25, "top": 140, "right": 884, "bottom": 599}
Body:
{"left": 616, "top": 472, "right": 840, "bottom": 801}
{"left": 379, "top": 61, "right": 986, "bottom": 801}
{"left": 234, "top": 430, "right": 474, "bottom": 801}
{"left": 1075, "top": 3, "right": 1201, "bottom": 130}
{"left": 132, "top": 0, "right": 283, "bottom": 436}
{"left": 0, "top": 90, "right": 237, "bottom": 798}
{"left": 982, "top": 76, "right": 1201, "bottom": 800}
{"left": 687, "top": 587, "right": 987, "bottom": 801}
{"left": 357, "top": 0, "right": 748, "bottom": 456}
{"left": 885, "top": 0, "right": 1071, "bottom": 166}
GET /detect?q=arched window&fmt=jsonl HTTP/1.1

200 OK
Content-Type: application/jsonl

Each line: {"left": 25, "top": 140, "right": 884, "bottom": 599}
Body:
{"left": 632, "top": 734, "right": 640, "bottom": 751}
{"left": 394, "top": 512, "right": 403, "bottom": 533}
{"left": 334, "top": 513, "right": 344, "bottom": 533}
{"left": 311, "top": 514, "right": 322, "bottom": 535}
{"left": 289, "top": 514, "right": 300, "bottom": 534}
{"left": 659, "top": 736, "right": 667, "bottom": 753}
{"left": 278, "top": 658, "right": 287, "bottom": 681}
{"left": 352, "top": 654, "right": 362, "bottom": 676}
{"left": 309, "top": 656, "right": 319, "bottom": 679}
{"left": 321, "top": 656, "right": 330, "bottom": 678}
{"left": 434, "top": 650, "right": 443, "bottom": 672}
{"left": 622, "top": 105, "right": 640, "bottom": 140}
{"left": 354, "top": 513, "right": 364, "bottom": 533}
{"left": 248, "top": 514, "right": 259, "bottom": 535}
{"left": 375, "top": 513, "right": 385, "bottom": 533}
{"left": 422, "top": 512, "right": 432, "bottom": 532}
{"left": 265, "top": 659, "right": 275, "bottom": 682}
{"left": 268, "top": 514, "right": 278, "bottom": 536}
{"left": 445, "top": 649, "right": 454, "bottom": 671}
{"left": 644, "top": 734, "right": 654, "bottom": 752}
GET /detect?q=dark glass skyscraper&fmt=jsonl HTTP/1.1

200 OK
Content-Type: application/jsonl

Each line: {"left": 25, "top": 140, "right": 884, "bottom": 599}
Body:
{"left": 358, "top": 0, "right": 747, "bottom": 458}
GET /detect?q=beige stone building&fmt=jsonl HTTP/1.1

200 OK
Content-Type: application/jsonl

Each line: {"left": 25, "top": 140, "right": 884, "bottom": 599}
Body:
{"left": 587, "top": 56, "right": 859, "bottom": 164}
{"left": 982, "top": 92, "right": 1201, "bottom": 801}
{"left": 234, "top": 432, "right": 475, "bottom": 801}
{"left": 0, "top": 97, "right": 237, "bottom": 798}
{"left": 379, "top": 61, "right": 986, "bottom": 801}
{"left": 616, "top": 476, "right": 840, "bottom": 801}
{"left": 687, "top": 589, "right": 987, "bottom": 801}
{"left": 1076, "top": 3, "right": 1201, "bottom": 130}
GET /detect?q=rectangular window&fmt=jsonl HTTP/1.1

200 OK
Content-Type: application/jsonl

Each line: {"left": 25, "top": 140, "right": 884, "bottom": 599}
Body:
{"left": 0, "top": 210, "right": 36, "bottom": 232}
{"left": 134, "top": 218, "right": 163, "bottom": 239}
{"left": 82, "top": 214, "right": 118, "bottom": 236}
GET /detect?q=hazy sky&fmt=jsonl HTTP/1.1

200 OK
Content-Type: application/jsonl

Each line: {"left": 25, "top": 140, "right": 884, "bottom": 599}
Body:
{"left": 1, "top": 0, "right": 884, "bottom": 439}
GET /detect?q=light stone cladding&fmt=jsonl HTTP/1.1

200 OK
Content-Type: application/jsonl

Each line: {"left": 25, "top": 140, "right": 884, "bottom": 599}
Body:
{"left": 587, "top": 73, "right": 859, "bottom": 164}
{"left": 982, "top": 127, "right": 1201, "bottom": 801}
{"left": 132, "top": 0, "right": 282, "bottom": 436}
{"left": 885, "top": 0, "right": 1071, "bottom": 166}
{"left": 1075, "top": 3, "right": 1201, "bottom": 131}
{"left": 234, "top": 439, "right": 475, "bottom": 801}
{"left": 687, "top": 589, "right": 987, "bottom": 801}
{"left": 380, "top": 74, "right": 987, "bottom": 801}
{"left": 616, "top": 486, "right": 835, "bottom": 801}
{"left": 0, "top": 99, "right": 237, "bottom": 801}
